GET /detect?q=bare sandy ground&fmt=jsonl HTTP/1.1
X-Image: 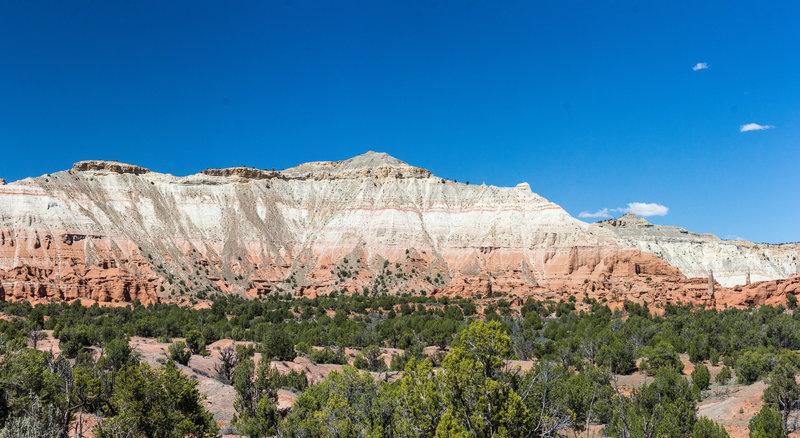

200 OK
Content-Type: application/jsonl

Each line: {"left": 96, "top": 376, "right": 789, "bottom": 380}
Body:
{"left": 698, "top": 382, "right": 767, "bottom": 438}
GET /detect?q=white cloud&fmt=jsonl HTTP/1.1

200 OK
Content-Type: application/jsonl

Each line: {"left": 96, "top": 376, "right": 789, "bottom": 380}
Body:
{"left": 578, "top": 208, "right": 612, "bottom": 218}
{"left": 624, "top": 202, "right": 669, "bottom": 217}
{"left": 724, "top": 235, "right": 746, "bottom": 241}
{"left": 740, "top": 123, "right": 774, "bottom": 132}
{"left": 692, "top": 62, "right": 709, "bottom": 71}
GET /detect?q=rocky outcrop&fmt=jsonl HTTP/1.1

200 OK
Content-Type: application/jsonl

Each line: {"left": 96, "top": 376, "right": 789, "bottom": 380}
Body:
{"left": 0, "top": 264, "right": 158, "bottom": 304}
{"left": 0, "top": 152, "right": 795, "bottom": 308}
{"left": 594, "top": 213, "right": 799, "bottom": 287}
{"left": 727, "top": 274, "right": 800, "bottom": 307}
{"left": 72, "top": 160, "right": 150, "bottom": 174}
{"left": 201, "top": 167, "right": 282, "bottom": 180}
{"left": 0, "top": 228, "right": 159, "bottom": 304}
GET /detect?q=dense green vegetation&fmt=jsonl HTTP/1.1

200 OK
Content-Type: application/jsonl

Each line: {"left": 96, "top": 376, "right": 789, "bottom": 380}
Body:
{"left": 1, "top": 292, "right": 799, "bottom": 437}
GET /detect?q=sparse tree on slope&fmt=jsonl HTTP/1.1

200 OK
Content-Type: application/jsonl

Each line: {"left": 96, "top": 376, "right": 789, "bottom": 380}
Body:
{"left": 232, "top": 358, "right": 281, "bottom": 438}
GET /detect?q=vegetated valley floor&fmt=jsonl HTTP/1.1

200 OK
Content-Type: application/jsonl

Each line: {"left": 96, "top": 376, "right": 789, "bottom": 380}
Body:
{"left": 3, "top": 292, "right": 800, "bottom": 438}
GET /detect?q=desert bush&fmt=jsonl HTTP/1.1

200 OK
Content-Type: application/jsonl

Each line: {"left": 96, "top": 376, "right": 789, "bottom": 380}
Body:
{"left": 168, "top": 341, "right": 191, "bottom": 365}
{"left": 308, "top": 347, "right": 347, "bottom": 365}
{"left": 692, "top": 363, "right": 711, "bottom": 390}
{"left": 716, "top": 366, "right": 732, "bottom": 385}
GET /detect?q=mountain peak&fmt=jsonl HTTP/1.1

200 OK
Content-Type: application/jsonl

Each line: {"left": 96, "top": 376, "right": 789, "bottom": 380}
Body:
{"left": 342, "top": 151, "right": 413, "bottom": 169}
{"left": 281, "top": 151, "right": 431, "bottom": 179}
{"left": 619, "top": 213, "right": 651, "bottom": 224}
{"left": 597, "top": 213, "right": 653, "bottom": 228}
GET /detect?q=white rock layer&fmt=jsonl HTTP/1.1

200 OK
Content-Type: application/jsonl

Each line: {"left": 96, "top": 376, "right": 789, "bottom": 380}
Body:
{"left": 593, "top": 213, "right": 799, "bottom": 287}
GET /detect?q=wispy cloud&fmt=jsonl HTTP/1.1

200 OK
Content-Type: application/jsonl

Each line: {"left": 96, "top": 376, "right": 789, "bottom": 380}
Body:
{"left": 692, "top": 62, "right": 709, "bottom": 71}
{"left": 724, "top": 235, "right": 746, "bottom": 241}
{"left": 625, "top": 202, "right": 668, "bottom": 217}
{"left": 578, "top": 202, "right": 669, "bottom": 219}
{"left": 740, "top": 123, "right": 774, "bottom": 132}
{"left": 578, "top": 208, "right": 612, "bottom": 218}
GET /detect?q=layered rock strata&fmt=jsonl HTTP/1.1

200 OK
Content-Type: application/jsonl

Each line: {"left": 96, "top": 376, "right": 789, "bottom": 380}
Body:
{"left": 595, "top": 213, "right": 799, "bottom": 287}
{"left": 0, "top": 152, "right": 796, "bottom": 308}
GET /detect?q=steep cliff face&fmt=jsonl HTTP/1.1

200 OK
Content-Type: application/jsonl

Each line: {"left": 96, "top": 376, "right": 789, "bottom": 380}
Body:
{"left": 0, "top": 152, "right": 796, "bottom": 307}
{"left": 593, "top": 213, "right": 799, "bottom": 287}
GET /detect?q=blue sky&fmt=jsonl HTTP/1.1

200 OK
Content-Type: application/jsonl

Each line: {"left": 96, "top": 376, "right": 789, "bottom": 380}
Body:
{"left": 1, "top": 1, "right": 798, "bottom": 243}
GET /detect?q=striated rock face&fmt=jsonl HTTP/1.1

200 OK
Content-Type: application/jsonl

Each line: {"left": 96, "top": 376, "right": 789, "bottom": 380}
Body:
{"left": 594, "top": 213, "right": 799, "bottom": 287}
{"left": 0, "top": 151, "right": 796, "bottom": 307}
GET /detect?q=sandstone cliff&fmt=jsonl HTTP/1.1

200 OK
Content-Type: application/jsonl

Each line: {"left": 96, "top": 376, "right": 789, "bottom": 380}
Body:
{"left": 0, "top": 152, "right": 796, "bottom": 308}
{"left": 594, "top": 213, "right": 799, "bottom": 287}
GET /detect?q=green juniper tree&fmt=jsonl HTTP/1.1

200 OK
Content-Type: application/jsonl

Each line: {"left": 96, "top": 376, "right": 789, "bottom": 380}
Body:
{"left": 95, "top": 361, "right": 218, "bottom": 438}
{"left": 748, "top": 404, "right": 784, "bottom": 438}
{"left": 232, "top": 358, "right": 281, "bottom": 437}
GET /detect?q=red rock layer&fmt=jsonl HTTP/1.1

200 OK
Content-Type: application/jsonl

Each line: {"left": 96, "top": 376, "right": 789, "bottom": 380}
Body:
{"left": 2, "top": 225, "right": 797, "bottom": 310}
{"left": 721, "top": 275, "right": 800, "bottom": 308}
{"left": 0, "top": 230, "right": 159, "bottom": 304}
{"left": 1, "top": 153, "right": 795, "bottom": 309}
